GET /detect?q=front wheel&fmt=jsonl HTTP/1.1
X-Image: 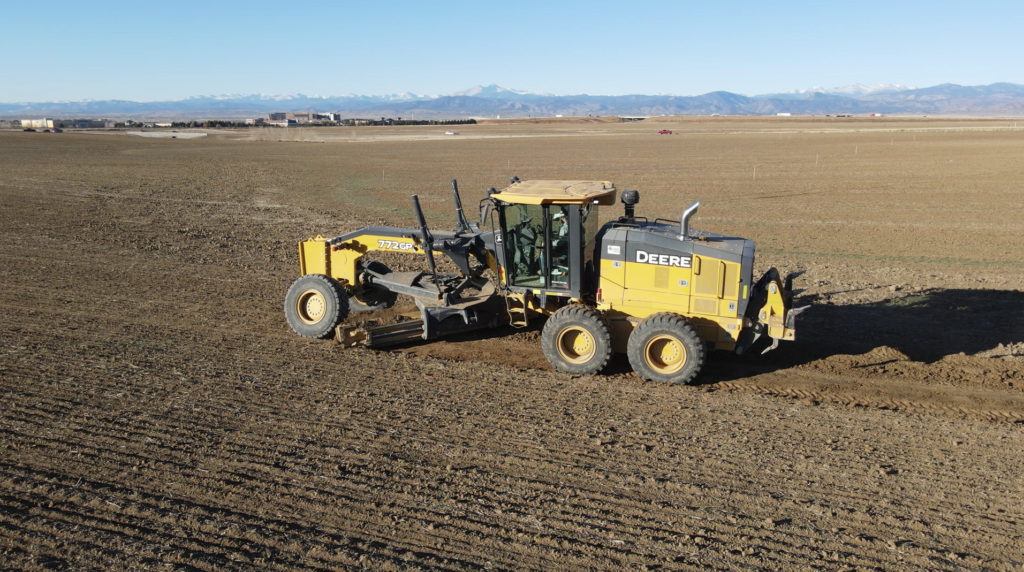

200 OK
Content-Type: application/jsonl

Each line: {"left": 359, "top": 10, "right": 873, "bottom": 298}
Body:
{"left": 284, "top": 274, "right": 349, "bottom": 339}
{"left": 627, "top": 313, "right": 706, "bottom": 384}
{"left": 541, "top": 305, "right": 613, "bottom": 375}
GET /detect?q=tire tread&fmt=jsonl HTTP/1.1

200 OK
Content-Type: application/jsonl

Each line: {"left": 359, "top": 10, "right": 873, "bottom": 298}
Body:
{"left": 541, "top": 304, "right": 613, "bottom": 375}
{"left": 284, "top": 274, "right": 349, "bottom": 339}
{"left": 627, "top": 312, "right": 706, "bottom": 384}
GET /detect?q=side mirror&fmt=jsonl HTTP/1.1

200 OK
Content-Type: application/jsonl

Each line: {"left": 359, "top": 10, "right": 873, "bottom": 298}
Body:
{"left": 479, "top": 199, "right": 492, "bottom": 227}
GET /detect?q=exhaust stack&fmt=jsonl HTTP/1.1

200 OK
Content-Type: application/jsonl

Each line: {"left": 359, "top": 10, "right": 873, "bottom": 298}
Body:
{"left": 680, "top": 200, "right": 700, "bottom": 239}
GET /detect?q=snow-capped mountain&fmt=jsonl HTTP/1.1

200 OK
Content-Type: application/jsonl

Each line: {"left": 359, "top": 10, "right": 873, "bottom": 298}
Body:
{"left": 444, "top": 85, "right": 554, "bottom": 99}
{"left": 786, "top": 83, "right": 916, "bottom": 97}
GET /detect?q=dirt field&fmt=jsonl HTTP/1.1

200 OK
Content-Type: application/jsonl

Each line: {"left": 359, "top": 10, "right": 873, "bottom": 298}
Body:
{"left": 1, "top": 120, "right": 1022, "bottom": 571}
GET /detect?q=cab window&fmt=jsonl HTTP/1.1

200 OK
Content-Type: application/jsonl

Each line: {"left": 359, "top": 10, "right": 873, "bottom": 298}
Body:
{"left": 502, "top": 203, "right": 591, "bottom": 291}
{"left": 503, "top": 204, "right": 546, "bottom": 288}
{"left": 548, "top": 205, "right": 572, "bottom": 289}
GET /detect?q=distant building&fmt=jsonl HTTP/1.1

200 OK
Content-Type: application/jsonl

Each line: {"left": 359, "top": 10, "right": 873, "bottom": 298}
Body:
{"left": 20, "top": 118, "right": 51, "bottom": 129}
{"left": 268, "top": 111, "right": 341, "bottom": 123}
{"left": 155, "top": 122, "right": 172, "bottom": 127}
{"left": 21, "top": 118, "right": 113, "bottom": 129}
{"left": 245, "top": 118, "right": 265, "bottom": 125}
{"left": 776, "top": 112, "right": 791, "bottom": 117}
{"left": 266, "top": 119, "right": 297, "bottom": 127}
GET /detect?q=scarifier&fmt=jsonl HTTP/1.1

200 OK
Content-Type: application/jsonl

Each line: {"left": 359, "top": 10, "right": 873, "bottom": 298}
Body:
{"left": 284, "top": 178, "right": 807, "bottom": 384}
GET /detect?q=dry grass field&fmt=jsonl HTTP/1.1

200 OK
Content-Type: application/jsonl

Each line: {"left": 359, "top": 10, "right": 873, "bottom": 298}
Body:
{"left": 1, "top": 119, "right": 1023, "bottom": 571}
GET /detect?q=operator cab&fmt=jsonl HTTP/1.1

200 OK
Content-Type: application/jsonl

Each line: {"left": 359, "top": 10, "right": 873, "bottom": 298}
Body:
{"left": 488, "top": 179, "right": 616, "bottom": 298}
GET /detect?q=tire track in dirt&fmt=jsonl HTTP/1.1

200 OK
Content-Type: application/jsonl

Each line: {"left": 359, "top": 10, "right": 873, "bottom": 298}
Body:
{"left": 5, "top": 321, "right": 1023, "bottom": 571}
{"left": 716, "top": 379, "right": 1024, "bottom": 421}
{"left": 4, "top": 367, "right": 1020, "bottom": 570}
{"left": 6, "top": 319, "right": 1015, "bottom": 564}
{"left": 8, "top": 306, "right": 1024, "bottom": 564}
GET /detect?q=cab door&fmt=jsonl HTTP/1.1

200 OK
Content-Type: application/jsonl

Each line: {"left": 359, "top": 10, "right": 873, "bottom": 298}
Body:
{"left": 496, "top": 203, "right": 579, "bottom": 294}
{"left": 498, "top": 203, "right": 547, "bottom": 289}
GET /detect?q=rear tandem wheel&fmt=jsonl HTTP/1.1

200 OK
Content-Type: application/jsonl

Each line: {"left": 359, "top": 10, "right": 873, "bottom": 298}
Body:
{"left": 627, "top": 312, "right": 706, "bottom": 384}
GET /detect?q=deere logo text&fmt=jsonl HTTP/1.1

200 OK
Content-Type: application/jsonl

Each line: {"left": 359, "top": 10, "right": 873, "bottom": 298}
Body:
{"left": 636, "top": 250, "right": 691, "bottom": 268}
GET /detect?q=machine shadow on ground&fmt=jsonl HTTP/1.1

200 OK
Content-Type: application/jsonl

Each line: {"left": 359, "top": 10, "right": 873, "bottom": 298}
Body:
{"left": 385, "top": 288, "right": 1023, "bottom": 383}
{"left": 699, "top": 287, "right": 1024, "bottom": 384}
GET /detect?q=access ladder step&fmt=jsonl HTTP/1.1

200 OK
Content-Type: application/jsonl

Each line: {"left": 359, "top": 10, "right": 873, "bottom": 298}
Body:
{"left": 506, "top": 293, "right": 530, "bottom": 327}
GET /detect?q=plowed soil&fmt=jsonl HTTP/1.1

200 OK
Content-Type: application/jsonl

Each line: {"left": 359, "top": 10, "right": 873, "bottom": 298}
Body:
{"left": 1, "top": 121, "right": 1023, "bottom": 571}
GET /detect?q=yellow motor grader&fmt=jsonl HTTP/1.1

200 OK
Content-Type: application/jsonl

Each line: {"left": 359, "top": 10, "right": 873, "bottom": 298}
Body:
{"left": 285, "top": 178, "right": 805, "bottom": 384}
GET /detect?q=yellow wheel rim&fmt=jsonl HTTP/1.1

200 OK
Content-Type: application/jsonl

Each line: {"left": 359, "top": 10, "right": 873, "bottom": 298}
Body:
{"left": 644, "top": 334, "right": 687, "bottom": 374}
{"left": 295, "top": 288, "right": 327, "bottom": 325}
{"left": 556, "top": 326, "right": 596, "bottom": 365}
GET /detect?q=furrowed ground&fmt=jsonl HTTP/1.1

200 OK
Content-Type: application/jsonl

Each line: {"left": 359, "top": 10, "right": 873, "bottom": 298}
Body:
{"left": 1, "top": 120, "right": 1022, "bottom": 571}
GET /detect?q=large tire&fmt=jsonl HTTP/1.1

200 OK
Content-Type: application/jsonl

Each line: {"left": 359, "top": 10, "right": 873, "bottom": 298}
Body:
{"left": 627, "top": 312, "right": 706, "bottom": 384}
{"left": 541, "top": 305, "right": 613, "bottom": 375}
{"left": 284, "top": 274, "right": 349, "bottom": 339}
{"left": 349, "top": 261, "right": 398, "bottom": 313}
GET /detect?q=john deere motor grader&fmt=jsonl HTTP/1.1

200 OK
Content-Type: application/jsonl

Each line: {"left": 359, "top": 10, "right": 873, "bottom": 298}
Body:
{"left": 284, "top": 179, "right": 806, "bottom": 384}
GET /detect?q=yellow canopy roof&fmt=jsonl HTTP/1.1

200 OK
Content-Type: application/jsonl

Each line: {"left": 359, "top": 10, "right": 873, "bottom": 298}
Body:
{"left": 494, "top": 180, "right": 617, "bottom": 205}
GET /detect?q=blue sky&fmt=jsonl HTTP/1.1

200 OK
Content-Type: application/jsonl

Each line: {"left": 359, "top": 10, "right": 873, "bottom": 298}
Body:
{"left": 2, "top": 0, "right": 1021, "bottom": 101}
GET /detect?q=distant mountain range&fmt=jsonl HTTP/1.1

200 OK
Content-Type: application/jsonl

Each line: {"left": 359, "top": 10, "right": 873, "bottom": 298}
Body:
{"left": 3, "top": 83, "right": 1023, "bottom": 119}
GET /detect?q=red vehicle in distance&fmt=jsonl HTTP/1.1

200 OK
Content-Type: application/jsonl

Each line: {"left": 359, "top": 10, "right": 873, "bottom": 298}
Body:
{"left": 658, "top": 130, "right": 672, "bottom": 134}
